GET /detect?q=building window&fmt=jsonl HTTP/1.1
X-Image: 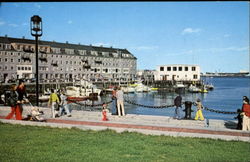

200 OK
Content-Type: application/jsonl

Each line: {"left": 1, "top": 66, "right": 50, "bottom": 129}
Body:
{"left": 178, "top": 67, "right": 182, "bottom": 71}
{"left": 160, "top": 67, "right": 164, "bottom": 71}
{"left": 167, "top": 67, "right": 171, "bottom": 71}
{"left": 192, "top": 67, "right": 196, "bottom": 71}
{"left": 5, "top": 58, "right": 8, "bottom": 62}
{"left": 193, "top": 75, "right": 198, "bottom": 79}
{"left": 173, "top": 67, "right": 177, "bottom": 71}
{"left": 185, "top": 67, "right": 188, "bottom": 71}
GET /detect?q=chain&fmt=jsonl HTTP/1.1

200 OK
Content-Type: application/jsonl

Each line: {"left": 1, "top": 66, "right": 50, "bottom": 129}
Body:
{"left": 124, "top": 99, "right": 175, "bottom": 109}
{"left": 67, "top": 99, "right": 238, "bottom": 114}
{"left": 203, "top": 107, "right": 237, "bottom": 114}
{"left": 191, "top": 102, "right": 237, "bottom": 114}
{"left": 67, "top": 99, "right": 112, "bottom": 107}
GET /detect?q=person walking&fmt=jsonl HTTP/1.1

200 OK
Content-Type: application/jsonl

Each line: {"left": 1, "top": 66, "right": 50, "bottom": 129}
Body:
{"left": 111, "top": 87, "right": 117, "bottom": 115}
{"left": 116, "top": 87, "right": 125, "bottom": 116}
{"left": 5, "top": 84, "right": 19, "bottom": 120}
{"left": 48, "top": 89, "right": 60, "bottom": 118}
{"left": 58, "top": 90, "right": 71, "bottom": 117}
{"left": 194, "top": 98, "right": 205, "bottom": 121}
{"left": 242, "top": 96, "right": 250, "bottom": 131}
{"left": 16, "top": 79, "right": 28, "bottom": 120}
{"left": 174, "top": 95, "right": 182, "bottom": 120}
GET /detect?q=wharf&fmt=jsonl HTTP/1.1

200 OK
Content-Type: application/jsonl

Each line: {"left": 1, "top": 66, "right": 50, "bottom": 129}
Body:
{"left": 0, "top": 106, "right": 249, "bottom": 142}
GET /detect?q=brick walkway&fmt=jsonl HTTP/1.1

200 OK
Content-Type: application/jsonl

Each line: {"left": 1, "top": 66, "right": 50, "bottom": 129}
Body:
{"left": 46, "top": 118, "right": 250, "bottom": 137}
{"left": 1, "top": 106, "right": 250, "bottom": 142}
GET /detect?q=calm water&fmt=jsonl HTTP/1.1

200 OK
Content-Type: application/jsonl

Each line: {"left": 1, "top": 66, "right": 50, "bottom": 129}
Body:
{"left": 74, "top": 77, "right": 250, "bottom": 121}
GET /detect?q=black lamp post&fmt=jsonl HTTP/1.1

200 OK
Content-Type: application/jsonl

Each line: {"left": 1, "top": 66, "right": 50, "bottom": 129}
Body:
{"left": 30, "top": 15, "right": 42, "bottom": 106}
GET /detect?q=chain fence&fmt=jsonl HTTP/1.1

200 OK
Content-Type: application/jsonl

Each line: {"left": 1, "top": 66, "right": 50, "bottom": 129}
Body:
{"left": 67, "top": 98, "right": 238, "bottom": 115}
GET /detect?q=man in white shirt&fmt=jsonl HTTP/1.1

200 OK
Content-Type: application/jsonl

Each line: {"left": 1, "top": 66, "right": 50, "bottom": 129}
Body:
{"left": 116, "top": 87, "right": 125, "bottom": 116}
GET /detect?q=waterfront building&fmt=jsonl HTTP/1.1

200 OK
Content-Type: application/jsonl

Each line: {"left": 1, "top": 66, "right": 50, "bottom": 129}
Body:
{"left": 136, "top": 69, "right": 156, "bottom": 82}
{"left": 0, "top": 36, "right": 137, "bottom": 83}
{"left": 155, "top": 64, "right": 200, "bottom": 81}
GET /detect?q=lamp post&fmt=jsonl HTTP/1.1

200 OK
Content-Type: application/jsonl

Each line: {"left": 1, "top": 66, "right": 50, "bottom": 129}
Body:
{"left": 30, "top": 15, "right": 42, "bottom": 106}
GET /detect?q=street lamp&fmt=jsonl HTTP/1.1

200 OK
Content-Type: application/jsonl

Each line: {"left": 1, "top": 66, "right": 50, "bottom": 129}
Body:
{"left": 30, "top": 15, "right": 42, "bottom": 106}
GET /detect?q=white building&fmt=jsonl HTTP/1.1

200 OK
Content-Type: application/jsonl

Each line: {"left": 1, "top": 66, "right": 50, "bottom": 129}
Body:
{"left": 155, "top": 64, "right": 200, "bottom": 81}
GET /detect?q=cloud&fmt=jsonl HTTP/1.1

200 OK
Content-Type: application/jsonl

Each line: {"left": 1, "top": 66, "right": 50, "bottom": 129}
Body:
{"left": 93, "top": 42, "right": 111, "bottom": 47}
{"left": 210, "top": 46, "right": 249, "bottom": 52}
{"left": 67, "top": 20, "right": 73, "bottom": 24}
{"left": 166, "top": 46, "right": 249, "bottom": 57}
{"left": 8, "top": 23, "right": 18, "bottom": 27}
{"left": 0, "top": 20, "right": 5, "bottom": 26}
{"left": 13, "top": 3, "right": 20, "bottom": 7}
{"left": 34, "top": 3, "right": 41, "bottom": 9}
{"left": 181, "top": 28, "right": 201, "bottom": 35}
{"left": 131, "top": 46, "right": 159, "bottom": 51}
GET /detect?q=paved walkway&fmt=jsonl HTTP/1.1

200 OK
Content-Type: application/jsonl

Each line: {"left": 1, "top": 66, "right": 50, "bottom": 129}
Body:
{"left": 0, "top": 106, "right": 249, "bottom": 142}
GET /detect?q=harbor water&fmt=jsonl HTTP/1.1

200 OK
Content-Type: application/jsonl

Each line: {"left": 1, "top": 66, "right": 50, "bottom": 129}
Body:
{"left": 63, "top": 77, "right": 250, "bottom": 121}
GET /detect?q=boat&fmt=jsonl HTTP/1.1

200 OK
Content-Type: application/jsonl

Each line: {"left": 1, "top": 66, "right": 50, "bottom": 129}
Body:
{"left": 205, "top": 83, "right": 214, "bottom": 90}
{"left": 65, "top": 80, "right": 102, "bottom": 99}
{"left": 150, "top": 87, "right": 158, "bottom": 91}
{"left": 199, "top": 87, "right": 208, "bottom": 93}
{"left": 188, "top": 85, "right": 200, "bottom": 93}
{"left": 173, "top": 82, "right": 186, "bottom": 88}
{"left": 39, "top": 94, "right": 50, "bottom": 102}
{"left": 134, "top": 81, "right": 151, "bottom": 92}
{"left": 121, "top": 86, "right": 135, "bottom": 93}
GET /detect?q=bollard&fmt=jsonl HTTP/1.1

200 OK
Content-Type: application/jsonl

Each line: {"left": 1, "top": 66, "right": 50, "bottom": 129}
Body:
{"left": 184, "top": 101, "right": 193, "bottom": 119}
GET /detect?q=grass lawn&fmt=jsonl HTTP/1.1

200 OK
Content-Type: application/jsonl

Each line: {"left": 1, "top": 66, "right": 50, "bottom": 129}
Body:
{"left": 0, "top": 122, "right": 249, "bottom": 162}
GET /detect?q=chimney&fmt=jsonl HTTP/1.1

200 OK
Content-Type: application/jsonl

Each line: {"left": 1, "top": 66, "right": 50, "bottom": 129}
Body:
{"left": 22, "top": 36, "right": 25, "bottom": 39}
{"left": 5, "top": 34, "right": 8, "bottom": 37}
{"left": 66, "top": 41, "right": 68, "bottom": 44}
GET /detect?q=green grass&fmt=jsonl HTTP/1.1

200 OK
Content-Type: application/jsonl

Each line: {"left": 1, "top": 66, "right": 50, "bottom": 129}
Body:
{"left": 0, "top": 122, "right": 249, "bottom": 162}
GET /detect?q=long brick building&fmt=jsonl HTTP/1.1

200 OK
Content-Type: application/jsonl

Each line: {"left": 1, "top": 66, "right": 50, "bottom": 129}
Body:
{"left": 0, "top": 36, "right": 137, "bottom": 83}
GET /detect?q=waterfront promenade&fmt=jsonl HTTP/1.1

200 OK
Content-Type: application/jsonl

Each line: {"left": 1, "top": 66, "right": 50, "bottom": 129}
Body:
{"left": 0, "top": 106, "right": 249, "bottom": 142}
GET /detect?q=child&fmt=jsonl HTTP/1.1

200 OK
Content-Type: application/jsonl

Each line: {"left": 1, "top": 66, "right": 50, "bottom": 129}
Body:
{"left": 235, "top": 109, "right": 242, "bottom": 130}
{"left": 31, "top": 107, "right": 46, "bottom": 122}
{"left": 102, "top": 103, "right": 109, "bottom": 121}
{"left": 194, "top": 98, "right": 205, "bottom": 121}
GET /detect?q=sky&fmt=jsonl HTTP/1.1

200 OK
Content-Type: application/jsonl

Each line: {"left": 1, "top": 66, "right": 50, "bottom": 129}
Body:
{"left": 0, "top": 2, "right": 249, "bottom": 73}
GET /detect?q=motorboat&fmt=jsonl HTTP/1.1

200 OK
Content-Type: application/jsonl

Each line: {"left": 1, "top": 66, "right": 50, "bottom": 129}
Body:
{"left": 199, "top": 87, "right": 208, "bottom": 93}
{"left": 121, "top": 86, "right": 135, "bottom": 93}
{"left": 205, "top": 83, "right": 214, "bottom": 90}
{"left": 150, "top": 87, "right": 158, "bottom": 91}
{"left": 173, "top": 82, "right": 186, "bottom": 88}
{"left": 65, "top": 80, "right": 102, "bottom": 98}
{"left": 39, "top": 94, "right": 50, "bottom": 102}
{"left": 188, "top": 85, "right": 200, "bottom": 93}
{"left": 134, "top": 81, "right": 151, "bottom": 93}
